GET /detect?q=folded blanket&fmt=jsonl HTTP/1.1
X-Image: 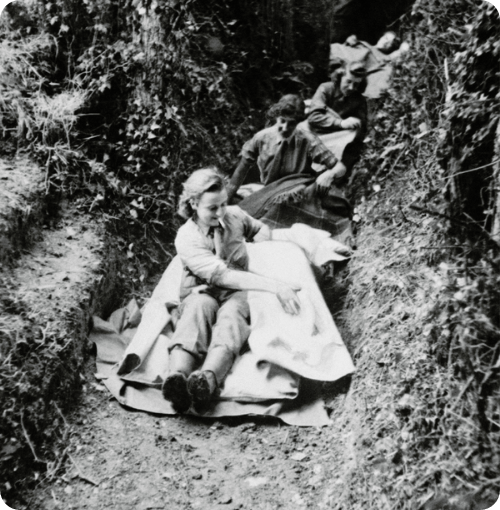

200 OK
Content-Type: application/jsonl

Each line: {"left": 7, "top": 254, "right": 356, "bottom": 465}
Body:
{"left": 246, "top": 241, "right": 354, "bottom": 381}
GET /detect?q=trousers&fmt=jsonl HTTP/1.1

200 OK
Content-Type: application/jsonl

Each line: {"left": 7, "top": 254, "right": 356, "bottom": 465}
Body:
{"left": 169, "top": 290, "right": 250, "bottom": 365}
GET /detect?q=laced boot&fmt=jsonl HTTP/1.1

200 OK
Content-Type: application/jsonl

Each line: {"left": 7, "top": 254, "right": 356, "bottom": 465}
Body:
{"left": 162, "top": 348, "right": 196, "bottom": 413}
{"left": 187, "top": 370, "right": 219, "bottom": 413}
{"left": 188, "top": 348, "right": 233, "bottom": 412}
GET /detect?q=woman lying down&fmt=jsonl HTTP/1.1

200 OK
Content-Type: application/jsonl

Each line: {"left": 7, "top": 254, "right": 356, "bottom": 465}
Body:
{"left": 119, "top": 167, "right": 354, "bottom": 415}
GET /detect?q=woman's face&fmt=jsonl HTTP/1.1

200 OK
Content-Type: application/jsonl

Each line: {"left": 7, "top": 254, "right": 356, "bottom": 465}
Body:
{"left": 340, "top": 73, "right": 362, "bottom": 97}
{"left": 376, "top": 32, "right": 397, "bottom": 53}
{"left": 192, "top": 188, "right": 228, "bottom": 229}
{"left": 276, "top": 116, "right": 298, "bottom": 140}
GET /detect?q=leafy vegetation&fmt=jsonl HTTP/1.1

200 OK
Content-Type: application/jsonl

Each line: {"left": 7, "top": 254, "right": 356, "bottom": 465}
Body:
{"left": 342, "top": 0, "right": 500, "bottom": 507}
{"left": 1, "top": 0, "right": 499, "bottom": 506}
{"left": 33, "top": 0, "right": 335, "bottom": 255}
{"left": 2, "top": 0, "right": 339, "bottom": 272}
{"left": 0, "top": 0, "right": 333, "bottom": 500}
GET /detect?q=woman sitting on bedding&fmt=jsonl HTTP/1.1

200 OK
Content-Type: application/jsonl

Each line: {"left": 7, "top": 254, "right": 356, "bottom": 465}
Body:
{"left": 226, "top": 94, "right": 343, "bottom": 203}
{"left": 306, "top": 61, "right": 368, "bottom": 179}
{"left": 224, "top": 94, "right": 352, "bottom": 241}
{"left": 162, "top": 168, "right": 301, "bottom": 413}
{"left": 345, "top": 31, "right": 410, "bottom": 61}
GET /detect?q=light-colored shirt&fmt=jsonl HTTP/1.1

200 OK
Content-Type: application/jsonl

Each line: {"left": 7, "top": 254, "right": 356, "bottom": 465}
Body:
{"left": 175, "top": 206, "right": 264, "bottom": 300}
{"left": 240, "top": 123, "right": 338, "bottom": 185}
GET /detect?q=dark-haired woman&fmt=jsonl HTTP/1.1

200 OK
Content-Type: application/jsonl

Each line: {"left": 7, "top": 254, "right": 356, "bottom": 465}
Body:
{"left": 226, "top": 94, "right": 352, "bottom": 242}
{"left": 306, "top": 61, "right": 368, "bottom": 178}
{"left": 226, "top": 94, "right": 341, "bottom": 203}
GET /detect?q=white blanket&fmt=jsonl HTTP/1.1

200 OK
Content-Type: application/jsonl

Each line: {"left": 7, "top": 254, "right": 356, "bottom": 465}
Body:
{"left": 92, "top": 229, "right": 355, "bottom": 426}
{"left": 119, "top": 237, "right": 354, "bottom": 386}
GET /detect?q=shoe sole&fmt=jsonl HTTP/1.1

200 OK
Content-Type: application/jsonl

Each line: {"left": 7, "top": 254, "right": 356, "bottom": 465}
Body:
{"left": 188, "top": 373, "right": 213, "bottom": 410}
{"left": 162, "top": 373, "right": 191, "bottom": 413}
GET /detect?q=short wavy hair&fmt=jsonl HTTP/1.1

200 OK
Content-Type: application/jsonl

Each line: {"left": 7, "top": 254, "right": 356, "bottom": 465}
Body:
{"left": 331, "top": 61, "right": 368, "bottom": 94}
{"left": 267, "top": 94, "right": 306, "bottom": 123}
{"left": 178, "top": 167, "right": 226, "bottom": 220}
{"left": 379, "top": 30, "right": 401, "bottom": 53}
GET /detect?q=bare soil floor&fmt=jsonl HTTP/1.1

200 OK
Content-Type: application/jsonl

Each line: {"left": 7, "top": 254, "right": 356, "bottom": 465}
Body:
{"left": 22, "top": 357, "right": 354, "bottom": 510}
{"left": 1, "top": 160, "right": 355, "bottom": 510}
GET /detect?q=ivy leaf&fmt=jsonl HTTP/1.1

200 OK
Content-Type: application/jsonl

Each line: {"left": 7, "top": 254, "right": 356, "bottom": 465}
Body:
{"left": 176, "top": 120, "right": 188, "bottom": 137}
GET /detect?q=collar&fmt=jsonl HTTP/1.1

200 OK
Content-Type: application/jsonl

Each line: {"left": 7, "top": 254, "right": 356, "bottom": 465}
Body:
{"left": 333, "top": 83, "right": 345, "bottom": 101}
{"left": 194, "top": 217, "right": 226, "bottom": 237}
{"left": 272, "top": 123, "right": 297, "bottom": 146}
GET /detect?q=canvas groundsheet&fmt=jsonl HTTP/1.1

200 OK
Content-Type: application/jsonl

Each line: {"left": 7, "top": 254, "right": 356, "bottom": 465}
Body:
{"left": 90, "top": 234, "right": 355, "bottom": 427}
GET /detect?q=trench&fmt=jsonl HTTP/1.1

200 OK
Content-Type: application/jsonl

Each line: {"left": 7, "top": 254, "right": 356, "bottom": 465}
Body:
{"left": 9, "top": 213, "right": 357, "bottom": 510}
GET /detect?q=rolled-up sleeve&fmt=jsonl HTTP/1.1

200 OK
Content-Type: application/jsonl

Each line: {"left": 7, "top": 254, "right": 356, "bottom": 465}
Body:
{"left": 310, "top": 82, "right": 330, "bottom": 110}
{"left": 241, "top": 133, "right": 260, "bottom": 162}
{"left": 296, "top": 130, "right": 337, "bottom": 171}
{"left": 308, "top": 83, "right": 343, "bottom": 131}
{"left": 309, "top": 136, "right": 338, "bottom": 169}
{"left": 175, "top": 228, "right": 228, "bottom": 286}
{"left": 236, "top": 207, "right": 264, "bottom": 240}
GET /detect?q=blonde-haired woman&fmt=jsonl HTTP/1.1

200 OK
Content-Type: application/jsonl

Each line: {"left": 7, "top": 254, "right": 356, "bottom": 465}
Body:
{"left": 162, "top": 167, "right": 301, "bottom": 413}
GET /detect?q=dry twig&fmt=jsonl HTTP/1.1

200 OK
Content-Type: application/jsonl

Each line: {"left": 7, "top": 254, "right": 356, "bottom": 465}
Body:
{"left": 21, "top": 412, "right": 47, "bottom": 464}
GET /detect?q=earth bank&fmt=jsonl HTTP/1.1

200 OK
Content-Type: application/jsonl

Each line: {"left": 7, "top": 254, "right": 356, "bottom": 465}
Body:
{"left": 1, "top": 0, "right": 500, "bottom": 508}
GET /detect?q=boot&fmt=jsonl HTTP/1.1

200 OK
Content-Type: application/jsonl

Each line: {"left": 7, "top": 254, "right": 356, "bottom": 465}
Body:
{"left": 162, "top": 348, "right": 197, "bottom": 413}
{"left": 187, "top": 370, "right": 218, "bottom": 413}
{"left": 188, "top": 348, "right": 234, "bottom": 412}
{"left": 200, "top": 347, "right": 235, "bottom": 385}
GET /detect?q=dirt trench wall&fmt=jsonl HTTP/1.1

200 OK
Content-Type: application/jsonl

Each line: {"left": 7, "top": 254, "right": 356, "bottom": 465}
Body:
{"left": 0, "top": 157, "right": 48, "bottom": 265}
{"left": 0, "top": 181, "right": 128, "bottom": 500}
{"left": 328, "top": 1, "right": 500, "bottom": 507}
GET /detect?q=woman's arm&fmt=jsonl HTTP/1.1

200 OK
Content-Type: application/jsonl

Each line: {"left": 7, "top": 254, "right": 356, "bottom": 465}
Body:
{"left": 237, "top": 206, "right": 272, "bottom": 243}
{"left": 227, "top": 157, "right": 252, "bottom": 204}
{"left": 308, "top": 83, "right": 344, "bottom": 132}
{"left": 315, "top": 162, "right": 347, "bottom": 193}
{"left": 176, "top": 223, "right": 299, "bottom": 314}
{"left": 215, "top": 269, "right": 301, "bottom": 315}
{"left": 227, "top": 133, "right": 261, "bottom": 203}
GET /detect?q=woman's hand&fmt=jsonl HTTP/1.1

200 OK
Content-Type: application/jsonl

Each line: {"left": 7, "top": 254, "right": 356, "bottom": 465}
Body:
{"left": 340, "top": 117, "right": 362, "bottom": 130}
{"left": 276, "top": 283, "right": 301, "bottom": 315}
{"left": 399, "top": 41, "right": 410, "bottom": 53}
{"left": 316, "top": 169, "right": 336, "bottom": 194}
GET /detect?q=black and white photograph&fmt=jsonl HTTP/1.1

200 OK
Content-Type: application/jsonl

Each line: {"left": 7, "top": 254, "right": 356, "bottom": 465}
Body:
{"left": 0, "top": 0, "right": 499, "bottom": 508}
